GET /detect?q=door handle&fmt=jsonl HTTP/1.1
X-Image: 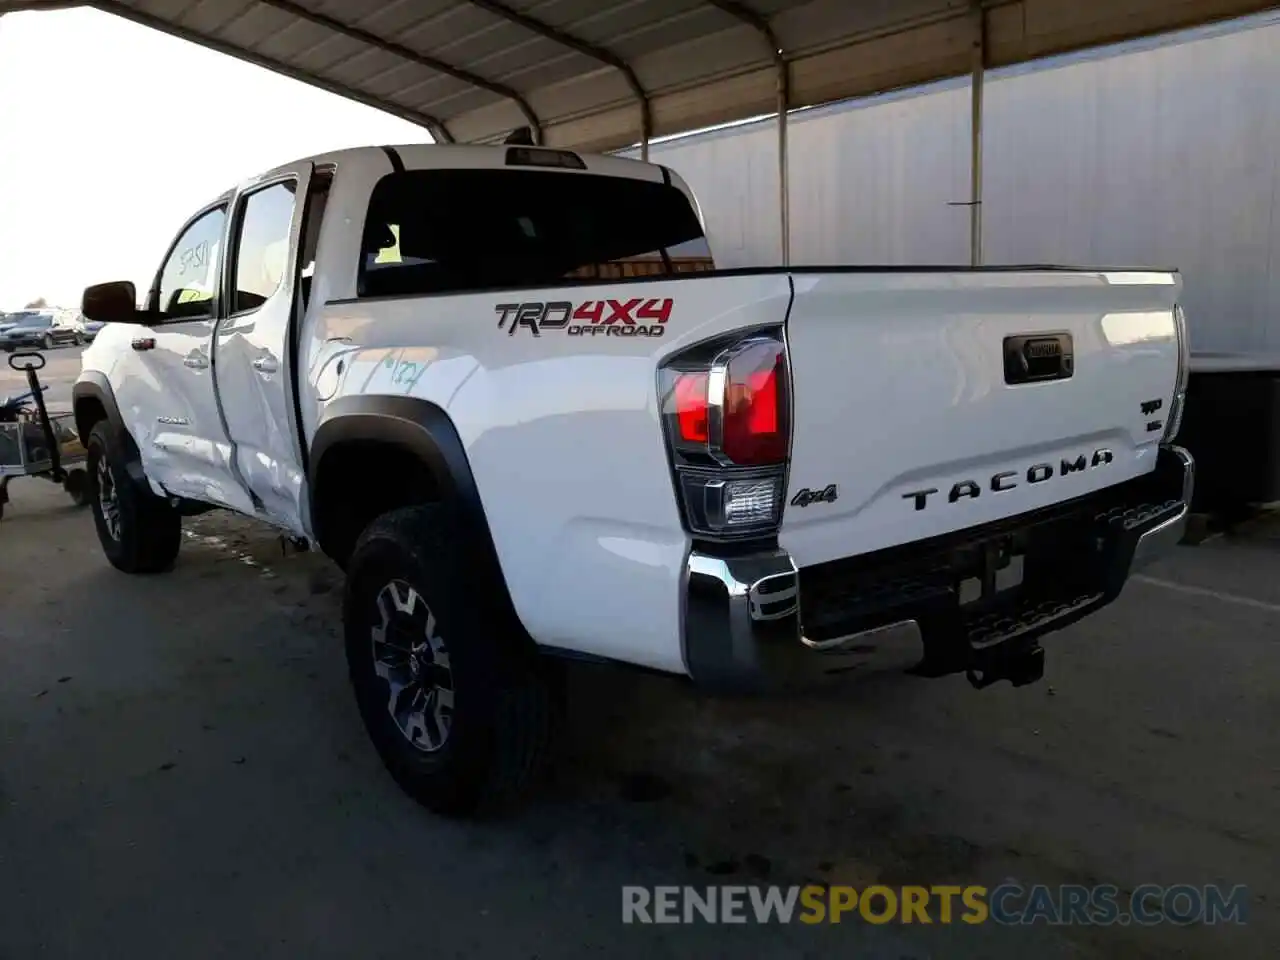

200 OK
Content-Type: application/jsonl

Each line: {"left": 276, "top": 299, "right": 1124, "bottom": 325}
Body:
{"left": 131, "top": 337, "right": 156, "bottom": 351}
{"left": 252, "top": 356, "right": 278, "bottom": 374}
{"left": 183, "top": 354, "right": 209, "bottom": 370}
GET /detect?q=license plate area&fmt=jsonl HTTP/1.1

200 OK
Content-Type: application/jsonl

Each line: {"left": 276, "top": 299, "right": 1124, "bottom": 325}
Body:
{"left": 798, "top": 497, "right": 1108, "bottom": 644}
{"left": 957, "top": 536, "right": 1025, "bottom": 607}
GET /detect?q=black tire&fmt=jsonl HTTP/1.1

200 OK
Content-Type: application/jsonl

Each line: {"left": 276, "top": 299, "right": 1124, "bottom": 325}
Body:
{"left": 86, "top": 421, "right": 181, "bottom": 573}
{"left": 42, "top": 333, "right": 53, "bottom": 350}
{"left": 344, "top": 504, "right": 552, "bottom": 818}
{"left": 74, "top": 333, "right": 85, "bottom": 346}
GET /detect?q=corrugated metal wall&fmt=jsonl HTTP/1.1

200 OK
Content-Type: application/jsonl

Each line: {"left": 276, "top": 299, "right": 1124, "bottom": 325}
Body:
{"left": 624, "top": 12, "right": 1280, "bottom": 353}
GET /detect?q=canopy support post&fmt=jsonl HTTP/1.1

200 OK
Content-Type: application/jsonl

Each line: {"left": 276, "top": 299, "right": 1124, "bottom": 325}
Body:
{"left": 640, "top": 99, "right": 652, "bottom": 161}
{"left": 969, "top": 0, "right": 986, "bottom": 267}
{"left": 702, "top": 2, "right": 788, "bottom": 264}
{"left": 778, "top": 56, "right": 790, "bottom": 266}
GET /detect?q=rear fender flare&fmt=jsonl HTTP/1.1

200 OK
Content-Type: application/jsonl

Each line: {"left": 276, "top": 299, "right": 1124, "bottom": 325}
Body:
{"left": 309, "top": 395, "right": 528, "bottom": 637}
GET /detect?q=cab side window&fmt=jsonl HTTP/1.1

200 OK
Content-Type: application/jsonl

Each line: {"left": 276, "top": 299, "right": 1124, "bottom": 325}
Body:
{"left": 230, "top": 181, "right": 297, "bottom": 314}
{"left": 156, "top": 206, "right": 227, "bottom": 321}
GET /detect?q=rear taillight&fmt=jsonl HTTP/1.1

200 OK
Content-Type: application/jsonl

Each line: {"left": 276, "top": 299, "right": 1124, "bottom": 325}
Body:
{"left": 1164, "top": 303, "right": 1190, "bottom": 442}
{"left": 673, "top": 371, "right": 710, "bottom": 443}
{"left": 718, "top": 339, "right": 788, "bottom": 464}
{"left": 661, "top": 333, "right": 790, "bottom": 540}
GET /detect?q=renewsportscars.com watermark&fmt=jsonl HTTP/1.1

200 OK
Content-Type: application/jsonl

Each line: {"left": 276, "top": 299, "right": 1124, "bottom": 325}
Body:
{"left": 622, "top": 884, "right": 1250, "bottom": 926}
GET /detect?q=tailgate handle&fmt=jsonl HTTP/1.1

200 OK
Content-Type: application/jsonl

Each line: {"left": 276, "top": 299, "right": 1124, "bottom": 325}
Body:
{"left": 1003, "top": 333, "right": 1073, "bottom": 385}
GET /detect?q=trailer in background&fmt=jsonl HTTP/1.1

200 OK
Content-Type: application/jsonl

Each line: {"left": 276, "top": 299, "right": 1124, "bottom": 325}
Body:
{"left": 623, "top": 10, "right": 1280, "bottom": 513}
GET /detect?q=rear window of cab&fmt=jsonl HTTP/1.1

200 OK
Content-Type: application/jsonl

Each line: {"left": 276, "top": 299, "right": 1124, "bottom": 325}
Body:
{"left": 357, "top": 168, "right": 716, "bottom": 298}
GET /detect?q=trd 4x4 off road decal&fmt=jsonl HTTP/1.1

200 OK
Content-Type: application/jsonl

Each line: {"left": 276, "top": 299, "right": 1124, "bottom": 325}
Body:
{"left": 495, "top": 298, "right": 672, "bottom": 338}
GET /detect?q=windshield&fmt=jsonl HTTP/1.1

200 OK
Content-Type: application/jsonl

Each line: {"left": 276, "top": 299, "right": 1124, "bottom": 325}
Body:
{"left": 358, "top": 168, "right": 716, "bottom": 298}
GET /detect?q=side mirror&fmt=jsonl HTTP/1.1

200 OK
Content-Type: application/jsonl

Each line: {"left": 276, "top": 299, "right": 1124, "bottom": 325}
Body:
{"left": 82, "top": 281, "right": 144, "bottom": 325}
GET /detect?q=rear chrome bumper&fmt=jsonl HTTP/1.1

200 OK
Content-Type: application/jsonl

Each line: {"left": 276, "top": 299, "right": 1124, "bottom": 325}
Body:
{"left": 681, "top": 444, "right": 1195, "bottom": 693}
{"left": 1129, "top": 445, "right": 1193, "bottom": 571}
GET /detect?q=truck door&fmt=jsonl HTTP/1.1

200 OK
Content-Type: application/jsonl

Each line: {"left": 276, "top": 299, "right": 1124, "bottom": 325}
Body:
{"left": 114, "top": 200, "right": 256, "bottom": 514}
{"left": 215, "top": 163, "right": 317, "bottom": 534}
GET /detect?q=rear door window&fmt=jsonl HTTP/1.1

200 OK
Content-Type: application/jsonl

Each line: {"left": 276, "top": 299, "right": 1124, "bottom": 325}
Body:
{"left": 358, "top": 169, "right": 715, "bottom": 298}
{"left": 230, "top": 180, "right": 297, "bottom": 314}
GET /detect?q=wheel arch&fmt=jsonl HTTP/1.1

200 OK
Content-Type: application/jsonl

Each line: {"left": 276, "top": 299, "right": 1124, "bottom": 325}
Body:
{"left": 72, "top": 374, "right": 147, "bottom": 484}
{"left": 73, "top": 374, "right": 171, "bottom": 515}
{"left": 72, "top": 373, "right": 121, "bottom": 447}
{"left": 309, "top": 396, "right": 529, "bottom": 639}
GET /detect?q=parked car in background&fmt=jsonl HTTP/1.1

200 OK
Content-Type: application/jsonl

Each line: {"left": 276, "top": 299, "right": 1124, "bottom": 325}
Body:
{"left": 72, "top": 312, "right": 104, "bottom": 343}
{"left": 0, "top": 311, "right": 80, "bottom": 351}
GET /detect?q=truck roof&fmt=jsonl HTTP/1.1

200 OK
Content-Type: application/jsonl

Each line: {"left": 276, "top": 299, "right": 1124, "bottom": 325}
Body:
{"left": 211, "top": 143, "right": 666, "bottom": 211}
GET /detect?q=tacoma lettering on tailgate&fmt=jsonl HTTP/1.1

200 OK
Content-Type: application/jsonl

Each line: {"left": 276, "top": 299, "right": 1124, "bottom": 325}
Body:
{"left": 902, "top": 449, "right": 1114, "bottom": 511}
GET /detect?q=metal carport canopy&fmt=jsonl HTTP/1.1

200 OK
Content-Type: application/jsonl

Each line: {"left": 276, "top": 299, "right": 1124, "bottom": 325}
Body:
{"left": 5, "top": 0, "right": 1278, "bottom": 152}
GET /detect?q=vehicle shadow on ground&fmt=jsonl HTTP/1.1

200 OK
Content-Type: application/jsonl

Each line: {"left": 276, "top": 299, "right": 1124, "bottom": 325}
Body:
{"left": 181, "top": 514, "right": 1266, "bottom": 959}
{"left": 3, "top": 503, "right": 1268, "bottom": 960}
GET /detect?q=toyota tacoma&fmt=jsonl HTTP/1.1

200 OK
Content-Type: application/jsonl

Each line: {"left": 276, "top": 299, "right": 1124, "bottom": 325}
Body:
{"left": 73, "top": 143, "right": 1193, "bottom": 816}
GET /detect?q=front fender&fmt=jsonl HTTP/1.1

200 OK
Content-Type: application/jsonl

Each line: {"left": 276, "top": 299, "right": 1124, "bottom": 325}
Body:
{"left": 72, "top": 373, "right": 150, "bottom": 491}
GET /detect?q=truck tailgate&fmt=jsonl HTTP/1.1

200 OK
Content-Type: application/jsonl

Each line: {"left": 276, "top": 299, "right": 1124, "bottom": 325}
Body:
{"left": 779, "top": 269, "right": 1183, "bottom": 568}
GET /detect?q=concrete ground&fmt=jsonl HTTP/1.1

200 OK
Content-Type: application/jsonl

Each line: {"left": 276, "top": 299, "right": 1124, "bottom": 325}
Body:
{"left": 1, "top": 348, "right": 1276, "bottom": 959}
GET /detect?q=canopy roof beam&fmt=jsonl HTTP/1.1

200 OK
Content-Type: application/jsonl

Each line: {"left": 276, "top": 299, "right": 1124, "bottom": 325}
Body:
{"left": 92, "top": 0, "right": 454, "bottom": 142}
{"left": 257, "top": 0, "right": 539, "bottom": 143}
{"left": 0, "top": 1, "right": 86, "bottom": 11}
{"left": 464, "top": 0, "right": 652, "bottom": 158}
{"left": 17, "top": 0, "right": 1280, "bottom": 155}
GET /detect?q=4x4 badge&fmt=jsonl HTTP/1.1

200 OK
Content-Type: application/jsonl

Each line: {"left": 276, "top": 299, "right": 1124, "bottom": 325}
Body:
{"left": 791, "top": 484, "right": 838, "bottom": 507}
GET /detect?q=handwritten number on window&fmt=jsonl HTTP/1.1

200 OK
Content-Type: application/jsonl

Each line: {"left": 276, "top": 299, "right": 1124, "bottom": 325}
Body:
{"left": 179, "top": 240, "right": 208, "bottom": 278}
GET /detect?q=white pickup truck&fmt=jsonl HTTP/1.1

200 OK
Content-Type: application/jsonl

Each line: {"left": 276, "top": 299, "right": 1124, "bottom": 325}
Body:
{"left": 75, "top": 143, "right": 1193, "bottom": 816}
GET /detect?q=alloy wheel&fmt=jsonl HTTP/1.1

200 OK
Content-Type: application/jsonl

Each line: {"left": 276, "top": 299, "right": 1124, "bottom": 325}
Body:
{"left": 97, "top": 456, "right": 121, "bottom": 541}
{"left": 370, "top": 579, "right": 455, "bottom": 752}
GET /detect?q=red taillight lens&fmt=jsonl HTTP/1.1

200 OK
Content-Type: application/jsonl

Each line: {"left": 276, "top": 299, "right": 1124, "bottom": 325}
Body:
{"left": 659, "top": 331, "right": 789, "bottom": 540}
{"left": 721, "top": 341, "right": 787, "bottom": 465}
{"left": 673, "top": 371, "right": 709, "bottom": 443}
